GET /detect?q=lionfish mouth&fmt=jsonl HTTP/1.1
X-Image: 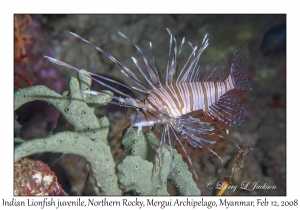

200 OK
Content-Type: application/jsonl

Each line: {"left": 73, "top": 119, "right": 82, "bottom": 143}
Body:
{"left": 44, "top": 28, "right": 251, "bottom": 178}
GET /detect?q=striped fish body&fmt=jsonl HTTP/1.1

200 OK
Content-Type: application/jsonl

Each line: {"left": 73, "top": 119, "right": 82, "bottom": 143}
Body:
{"left": 144, "top": 76, "right": 235, "bottom": 117}
{"left": 44, "top": 29, "right": 251, "bottom": 176}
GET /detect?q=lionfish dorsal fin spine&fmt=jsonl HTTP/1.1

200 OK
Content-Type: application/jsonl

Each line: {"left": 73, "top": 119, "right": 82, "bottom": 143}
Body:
{"left": 169, "top": 36, "right": 177, "bottom": 85}
{"left": 69, "top": 31, "right": 155, "bottom": 93}
{"left": 165, "top": 30, "right": 173, "bottom": 86}
{"left": 131, "top": 57, "right": 155, "bottom": 89}
{"left": 176, "top": 45, "right": 198, "bottom": 82}
{"left": 119, "top": 69, "right": 149, "bottom": 91}
{"left": 118, "top": 31, "right": 160, "bottom": 89}
{"left": 149, "top": 41, "right": 164, "bottom": 87}
{"left": 178, "top": 37, "right": 208, "bottom": 83}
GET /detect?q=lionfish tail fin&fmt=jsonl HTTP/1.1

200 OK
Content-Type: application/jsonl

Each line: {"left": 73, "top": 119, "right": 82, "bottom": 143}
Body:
{"left": 230, "top": 47, "right": 251, "bottom": 90}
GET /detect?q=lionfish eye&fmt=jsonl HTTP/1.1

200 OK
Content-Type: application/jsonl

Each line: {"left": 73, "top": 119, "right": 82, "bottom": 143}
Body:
{"left": 139, "top": 108, "right": 144, "bottom": 112}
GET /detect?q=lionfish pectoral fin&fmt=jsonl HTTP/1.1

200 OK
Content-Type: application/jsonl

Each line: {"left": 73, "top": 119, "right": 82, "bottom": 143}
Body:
{"left": 174, "top": 117, "right": 225, "bottom": 170}
{"left": 169, "top": 126, "right": 198, "bottom": 179}
{"left": 230, "top": 138, "right": 242, "bottom": 151}
{"left": 83, "top": 90, "right": 112, "bottom": 97}
{"left": 137, "top": 125, "right": 142, "bottom": 134}
{"left": 44, "top": 55, "right": 146, "bottom": 104}
{"left": 165, "top": 124, "right": 180, "bottom": 183}
{"left": 192, "top": 170, "right": 198, "bottom": 180}
{"left": 124, "top": 111, "right": 138, "bottom": 135}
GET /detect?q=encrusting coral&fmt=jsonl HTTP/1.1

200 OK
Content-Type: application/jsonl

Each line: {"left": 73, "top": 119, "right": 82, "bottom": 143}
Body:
{"left": 14, "top": 70, "right": 119, "bottom": 195}
{"left": 118, "top": 128, "right": 201, "bottom": 195}
{"left": 14, "top": 70, "right": 201, "bottom": 195}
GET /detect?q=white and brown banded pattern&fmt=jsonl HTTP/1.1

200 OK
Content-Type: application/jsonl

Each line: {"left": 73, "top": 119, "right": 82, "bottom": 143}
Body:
{"left": 145, "top": 76, "right": 235, "bottom": 117}
{"left": 44, "top": 29, "right": 251, "bottom": 178}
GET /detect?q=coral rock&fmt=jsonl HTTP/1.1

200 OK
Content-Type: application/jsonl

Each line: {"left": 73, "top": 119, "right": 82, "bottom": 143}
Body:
{"left": 14, "top": 158, "right": 68, "bottom": 196}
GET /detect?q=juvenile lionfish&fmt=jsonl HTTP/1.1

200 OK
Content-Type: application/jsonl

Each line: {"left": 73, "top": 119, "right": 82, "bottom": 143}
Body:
{"left": 45, "top": 29, "right": 251, "bottom": 177}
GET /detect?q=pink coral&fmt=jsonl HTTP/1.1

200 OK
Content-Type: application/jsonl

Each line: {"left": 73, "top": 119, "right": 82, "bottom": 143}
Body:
{"left": 14, "top": 158, "right": 68, "bottom": 196}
